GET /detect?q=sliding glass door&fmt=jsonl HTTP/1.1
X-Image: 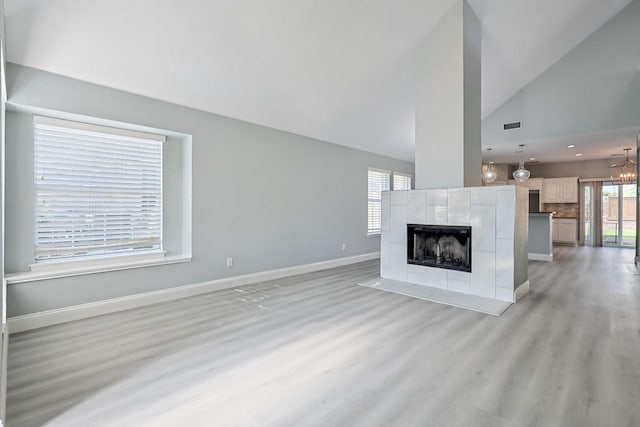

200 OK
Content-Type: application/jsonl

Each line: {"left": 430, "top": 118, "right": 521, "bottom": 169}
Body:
{"left": 621, "top": 184, "right": 637, "bottom": 247}
{"left": 583, "top": 184, "right": 592, "bottom": 246}
{"left": 602, "top": 182, "right": 637, "bottom": 248}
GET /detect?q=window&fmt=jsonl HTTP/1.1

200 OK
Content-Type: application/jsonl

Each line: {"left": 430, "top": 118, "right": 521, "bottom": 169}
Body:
{"left": 368, "top": 169, "right": 413, "bottom": 235}
{"left": 393, "top": 173, "right": 412, "bottom": 191}
{"left": 368, "top": 169, "right": 390, "bottom": 235}
{"left": 33, "top": 116, "right": 164, "bottom": 263}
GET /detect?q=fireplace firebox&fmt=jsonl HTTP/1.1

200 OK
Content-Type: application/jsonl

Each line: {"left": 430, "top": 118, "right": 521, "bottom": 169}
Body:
{"left": 407, "top": 224, "right": 471, "bottom": 272}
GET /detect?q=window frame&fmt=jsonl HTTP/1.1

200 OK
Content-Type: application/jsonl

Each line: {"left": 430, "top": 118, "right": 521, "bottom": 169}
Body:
{"left": 32, "top": 116, "right": 166, "bottom": 269}
{"left": 367, "top": 168, "right": 391, "bottom": 236}
{"left": 367, "top": 168, "right": 413, "bottom": 236}
{"left": 393, "top": 172, "right": 412, "bottom": 191}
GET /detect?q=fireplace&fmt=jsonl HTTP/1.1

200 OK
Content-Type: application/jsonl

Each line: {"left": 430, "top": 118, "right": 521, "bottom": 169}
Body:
{"left": 407, "top": 224, "right": 472, "bottom": 272}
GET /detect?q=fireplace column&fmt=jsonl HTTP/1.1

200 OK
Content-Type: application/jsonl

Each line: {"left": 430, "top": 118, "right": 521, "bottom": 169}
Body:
{"left": 415, "top": 0, "right": 481, "bottom": 190}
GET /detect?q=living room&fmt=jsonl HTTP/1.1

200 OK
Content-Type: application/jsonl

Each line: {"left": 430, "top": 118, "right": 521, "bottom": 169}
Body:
{"left": 0, "top": 1, "right": 639, "bottom": 426}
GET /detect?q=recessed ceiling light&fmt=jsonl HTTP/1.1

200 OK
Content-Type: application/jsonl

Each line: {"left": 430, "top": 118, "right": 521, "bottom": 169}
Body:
{"left": 576, "top": 153, "right": 582, "bottom": 157}
{"left": 567, "top": 144, "right": 576, "bottom": 148}
{"left": 489, "top": 161, "right": 494, "bottom": 164}
{"left": 529, "top": 157, "right": 536, "bottom": 161}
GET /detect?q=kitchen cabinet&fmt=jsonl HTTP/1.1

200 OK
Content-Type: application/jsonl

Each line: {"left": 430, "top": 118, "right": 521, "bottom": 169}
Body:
{"left": 507, "top": 178, "right": 544, "bottom": 190}
{"left": 542, "top": 177, "right": 578, "bottom": 203}
{"left": 552, "top": 218, "right": 577, "bottom": 245}
{"left": 524, "top": 178, "right": 543, "bottom": 191}
{"left": 507, "top": 178, "right": 543, "bottom": 190}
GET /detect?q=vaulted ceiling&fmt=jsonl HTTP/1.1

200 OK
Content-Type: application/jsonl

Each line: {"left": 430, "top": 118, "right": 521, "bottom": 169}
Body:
{"left": 3, "top": 0, "right": 634, "bottom": 162}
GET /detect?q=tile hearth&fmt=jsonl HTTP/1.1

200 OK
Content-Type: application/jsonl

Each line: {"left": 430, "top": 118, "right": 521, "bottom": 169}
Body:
{"left": 358, "top": 278, "right": 512, "bottom": 316}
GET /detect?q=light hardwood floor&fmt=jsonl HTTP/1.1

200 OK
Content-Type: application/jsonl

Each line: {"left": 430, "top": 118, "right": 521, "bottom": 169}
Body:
{"left": 7, "top": 246, "right": 640, "bottom": 426}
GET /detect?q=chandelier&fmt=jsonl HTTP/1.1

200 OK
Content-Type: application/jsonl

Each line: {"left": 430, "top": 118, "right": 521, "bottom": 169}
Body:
{"left": 512, "top": 144, "right": 530, "bottom": 182}
{"left": 610, "top": 148, "right": 637, "bottom": 183}
{"left": 482, "top": 148, "right": 497, "bottom": 183}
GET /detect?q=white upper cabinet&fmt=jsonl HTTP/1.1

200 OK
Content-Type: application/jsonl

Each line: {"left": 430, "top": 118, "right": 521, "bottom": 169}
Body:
{"left": 524, "top": 178, "right": 543, "bottom": 190}
{"left": 542, "top": 177, "right": 578, "bottom": 203}
{"left": 507, "top": 178, "right": 543, "bottom": 190}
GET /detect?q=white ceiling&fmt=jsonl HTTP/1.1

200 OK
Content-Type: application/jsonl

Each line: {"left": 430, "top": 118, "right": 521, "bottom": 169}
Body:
{"left": 487, "top": 128, "right": 638, "bottom": 165}
{"left": 4, "top": 0, "right": 633, "bottom": 162}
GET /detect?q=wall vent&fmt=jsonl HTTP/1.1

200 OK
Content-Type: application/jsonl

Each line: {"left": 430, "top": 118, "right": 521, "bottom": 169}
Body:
{"left": 503, "top": 121, "right": 521, "bottom": 131}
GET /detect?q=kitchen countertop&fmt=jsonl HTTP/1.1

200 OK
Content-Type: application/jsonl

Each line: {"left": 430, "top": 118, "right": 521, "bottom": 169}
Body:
{"left": 536, "top": 211, "right": 579, "bottom": 219}
{"left": 529, "top": 213, "right": 579, "bottom": 219}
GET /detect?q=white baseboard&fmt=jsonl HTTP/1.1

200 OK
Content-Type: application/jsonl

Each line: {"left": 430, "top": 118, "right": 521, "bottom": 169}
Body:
{"left": 528, "top": 252, "right": 553, "bottom": 262}
{"left": 8, "top": 252, "right": 380, "bottom": 334}
{"left": 514, "top": 280, "right": 530, "bottom": 302}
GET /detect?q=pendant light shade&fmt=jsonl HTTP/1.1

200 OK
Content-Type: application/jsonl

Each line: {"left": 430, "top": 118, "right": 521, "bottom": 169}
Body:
{"left": 512, "top": 144, "right": 530, "bottom": 182}
{"left": 482, "top": 148, "right": 497, "bottom": 183}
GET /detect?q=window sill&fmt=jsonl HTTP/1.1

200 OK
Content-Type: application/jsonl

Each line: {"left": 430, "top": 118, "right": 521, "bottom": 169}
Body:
{"left": 6, "top": 253, "right": 192, "bottom": 284}
{"left": 367, "top": 232, "right": 381, "bottom": 237}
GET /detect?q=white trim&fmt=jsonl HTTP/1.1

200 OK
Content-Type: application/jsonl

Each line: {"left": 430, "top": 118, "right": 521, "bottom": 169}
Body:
{"left": 9, "top": 102, "right": 188, "bottom": 138}
{"left": 514, "top": 280, "right": 530, "bottom": 302}
{"left": 7, "top": 252, "right": 380, "bottom": 333}
{"left": 393, "top": 172, "right": 412, "bottom": 178}
{"left": 367, "top": 166, "right": 391, "bottom": 174}
{"left": 6, "top": 254, "right": 191, "bottom": 284}
{"left": 30, "top": 250, "right": 166, "bottom": 272}
{"left": 528, "top": 252, "right": 553, "bottom": 262}
{"left": 33, "top": 115, "right": 166, "bottom": 143}
{"left": 359, "top": 278, "right": 511, "bottom": 316}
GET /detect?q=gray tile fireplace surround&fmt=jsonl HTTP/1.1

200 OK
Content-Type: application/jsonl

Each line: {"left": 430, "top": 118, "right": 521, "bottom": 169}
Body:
{"left": 380, "top": 185, "right": 528, "bottom": 303}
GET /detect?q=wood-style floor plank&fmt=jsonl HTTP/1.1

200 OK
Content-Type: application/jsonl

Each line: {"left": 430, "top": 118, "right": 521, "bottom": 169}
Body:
{"left": 7, "top": 247, "right": 640, "bottom": 426}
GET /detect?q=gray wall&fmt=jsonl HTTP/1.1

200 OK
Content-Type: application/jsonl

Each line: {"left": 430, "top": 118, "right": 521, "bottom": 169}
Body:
{"left": 0, "top": 0, "right": 5, "bottom": 315}
{"left": 526, "top": 159, "right": 614, "bottom": 179}
{"left": 514, "top": 186, "right": 529, "bottom": 290}
{"left": 0, "top": 0, "right": 6, "bottom": 421}
{"left": 482, "top": 0, "right": 640, "bottom": 146}
{"left": 5, "top": 63, "right": 413, "bottom": 317}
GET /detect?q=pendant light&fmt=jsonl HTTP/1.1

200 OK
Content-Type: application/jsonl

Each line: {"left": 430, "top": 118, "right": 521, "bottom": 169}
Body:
{"left": 482, "top": 148, "right": 497, "bottom": 183}
{"left": 610, "top": 148, "right": 637, "bottom": 183}
{"left": 512, "top": 144, "right": 530, "bottom": 182}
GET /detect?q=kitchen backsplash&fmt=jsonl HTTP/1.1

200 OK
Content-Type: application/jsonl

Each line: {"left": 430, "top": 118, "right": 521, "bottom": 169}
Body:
{"left": 543, "top": 203, "right": 579, "bottom": 218}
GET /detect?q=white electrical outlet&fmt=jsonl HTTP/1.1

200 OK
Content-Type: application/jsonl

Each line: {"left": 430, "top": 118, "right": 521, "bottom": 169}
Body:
{"left": 341, "top": 243, "right": 347, "bottom": 251}
{"left": 226, "top": 257, "right": 233, "bottom": 267}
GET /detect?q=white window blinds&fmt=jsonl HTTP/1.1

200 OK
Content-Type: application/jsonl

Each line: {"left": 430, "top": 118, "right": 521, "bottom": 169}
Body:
{"left": 368, "top": 169, "right": 390, "bottom": 234}
{"left": 393, "top": 173, "right": 412, "bottom": 191}
{"left": 33, "top": 116, "right": 164, "bottom": 261}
